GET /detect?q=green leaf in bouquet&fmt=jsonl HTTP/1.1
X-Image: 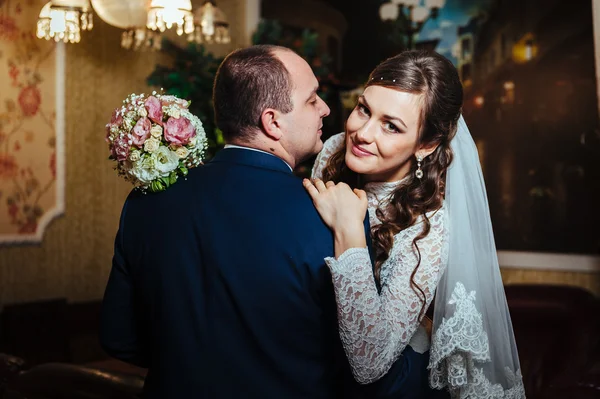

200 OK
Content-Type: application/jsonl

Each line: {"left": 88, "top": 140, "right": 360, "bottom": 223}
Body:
{"left": 160, "top": 177, "right": 171, "bottom": 188}
{"left": 150, "top": 180, "right": 165, "bottom": 192}
{"left": 169, "top": 172, "right": 178, "bottom": 185}
{"left": 179, "top": 166, "right": 189, "bottom": 176}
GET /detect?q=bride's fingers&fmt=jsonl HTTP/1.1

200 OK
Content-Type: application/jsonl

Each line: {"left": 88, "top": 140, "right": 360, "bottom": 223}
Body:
{"left": 325, "top": 181, "right": 335, "bottom": 188}
{"left": 313, "top": 178, "right": 327, "bottom": 193}
{"left": 354, "top": 188, "right": 368, "bottom": 202}
{"left": 302, "top": 178, "right": 319, "bottom": 199}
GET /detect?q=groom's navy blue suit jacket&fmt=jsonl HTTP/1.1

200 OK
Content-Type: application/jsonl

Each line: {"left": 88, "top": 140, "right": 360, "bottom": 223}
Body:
{"left": 100, "top": 148, "right": 369, "bottom": 398}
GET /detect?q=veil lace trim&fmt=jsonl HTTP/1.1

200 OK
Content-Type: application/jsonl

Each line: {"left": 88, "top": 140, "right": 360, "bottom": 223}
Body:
{"left": 429, "top": 282, "right": 526, "bottom": 398}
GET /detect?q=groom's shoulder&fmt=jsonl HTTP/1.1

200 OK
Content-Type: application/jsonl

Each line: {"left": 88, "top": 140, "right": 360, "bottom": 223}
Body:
{"left": 266, "top": 172, "right": 323, "bottom": 212}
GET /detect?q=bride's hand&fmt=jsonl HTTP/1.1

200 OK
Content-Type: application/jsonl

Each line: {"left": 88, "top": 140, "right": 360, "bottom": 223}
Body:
{"left": 303, "top": 178, "right": 368, "bottom": 233}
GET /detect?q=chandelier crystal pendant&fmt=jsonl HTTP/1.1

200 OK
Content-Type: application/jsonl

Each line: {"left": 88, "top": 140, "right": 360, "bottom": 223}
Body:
{"left": 189, "top": 0, "right": 230, "bottom": 44}
{"left": 36, "top": 0, "right": 93, "bottom": 44}
{"left": 121, "top": 28, "right": 162, "bottom": 51}
{"left": 147, "top": 0, "right": 194, "bottom": 36}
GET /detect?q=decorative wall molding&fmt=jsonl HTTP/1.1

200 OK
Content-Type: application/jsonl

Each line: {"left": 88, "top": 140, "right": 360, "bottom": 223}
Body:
{"left": 0, "top": 0, "right": 66, "bottom": 245}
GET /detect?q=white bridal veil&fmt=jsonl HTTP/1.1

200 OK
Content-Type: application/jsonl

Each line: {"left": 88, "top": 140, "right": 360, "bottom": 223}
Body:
{"left": 428, "top": 116, "right": 526, "bottom": 398}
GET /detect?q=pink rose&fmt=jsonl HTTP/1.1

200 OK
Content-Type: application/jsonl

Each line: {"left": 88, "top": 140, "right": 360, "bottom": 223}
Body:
{"left": 145, "top": 96, "right": 163, "bottom": 124}
{"left": 164, "top": 116, "right": 195, "bottom": 146}
{"left": 0, "top": 15, "right": 19, "bottom": 41}
{"left": 131, "top": 117, "right": 151, "bottom": 147}
{"left": 111, "top": 135, "right": 130, "bottom": 161}
{"left": 19, "top": 221, "right": 37, "bottom": 234}
{"left": 0, "top": 153, "right": 18, "bottom": 180}
{"left": 18, "top": 85, "right": 41, "bottom": 117}
{"left": 160, "top": 95, "right": 189, "bottom": 108}
{"left": 110, "top": 108, "right": 123, "bottom": 125}
{"left": 104, "top": 124, "right": 111, "bottom": 143}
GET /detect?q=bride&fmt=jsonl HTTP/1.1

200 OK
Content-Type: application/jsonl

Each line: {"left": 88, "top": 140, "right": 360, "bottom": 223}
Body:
{"left": 304, "top": 50, "right": 525, "bottom": 398}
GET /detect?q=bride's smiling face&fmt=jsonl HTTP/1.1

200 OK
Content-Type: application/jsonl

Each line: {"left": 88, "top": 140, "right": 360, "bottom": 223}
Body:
{"left": 344, "top": 85, "right": 424, "bottom": 182}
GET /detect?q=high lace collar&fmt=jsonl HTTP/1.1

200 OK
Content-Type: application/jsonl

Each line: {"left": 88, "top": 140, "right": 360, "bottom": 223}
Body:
{"left": 364, "top": 177, "right": 408, "bottom": 202}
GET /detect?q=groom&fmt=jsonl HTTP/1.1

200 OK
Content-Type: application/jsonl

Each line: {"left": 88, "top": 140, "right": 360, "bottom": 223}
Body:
{"left": 100, "top": 45, "right": 368, "bottom": 398}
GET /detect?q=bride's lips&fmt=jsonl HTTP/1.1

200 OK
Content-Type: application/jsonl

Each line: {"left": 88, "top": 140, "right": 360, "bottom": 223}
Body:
{"left": 351, "top": 143, "right": 374, "bottom": 157}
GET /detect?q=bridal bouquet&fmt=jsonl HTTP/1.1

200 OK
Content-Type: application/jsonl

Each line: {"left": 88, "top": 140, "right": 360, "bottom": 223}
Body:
{"left": 105, "top": 92, "right": 207, "bottom": 193}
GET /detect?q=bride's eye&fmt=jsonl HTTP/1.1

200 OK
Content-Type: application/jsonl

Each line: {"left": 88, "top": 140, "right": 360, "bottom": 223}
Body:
{"left": 357, "top": 103, "right": 370, "bottom": 116}
{"left": 384, "top": 121, "right": 400, "bottom": 133}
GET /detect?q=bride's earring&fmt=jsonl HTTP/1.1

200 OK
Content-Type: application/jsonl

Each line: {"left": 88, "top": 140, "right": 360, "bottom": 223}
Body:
{"left": 415, "top": 155, "right": 423, "bottom": 179}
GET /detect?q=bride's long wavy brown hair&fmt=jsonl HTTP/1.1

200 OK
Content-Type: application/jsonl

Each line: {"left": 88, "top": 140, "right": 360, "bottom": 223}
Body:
{"left": 323, "top": 51, "right": 463, "bottom": 320}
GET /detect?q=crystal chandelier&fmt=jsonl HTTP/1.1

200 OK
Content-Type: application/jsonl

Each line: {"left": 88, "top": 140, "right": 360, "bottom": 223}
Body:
{"left": 90, "top": 0, "right": 158, "bottom": 51}
{"left": 121, "top": 28, "right": 162, "bottom": 51}
{"left": 188, "top": 1, "right": 231, "bottom": 44}
{"left": 147, "top": 0, "right": 194, "bottom": 36}
{"left": 36, "top": 0, "right": 93, "bottom": 44}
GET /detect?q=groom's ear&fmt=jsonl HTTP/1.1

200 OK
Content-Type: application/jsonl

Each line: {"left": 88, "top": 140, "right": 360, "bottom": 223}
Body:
{"left": 260, "top": 108, "right": 283, "bottom": 141}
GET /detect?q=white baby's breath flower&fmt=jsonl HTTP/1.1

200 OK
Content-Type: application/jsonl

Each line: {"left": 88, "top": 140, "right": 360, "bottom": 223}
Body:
{"left": 129, "top": 149, "right": 141, "bottom": 162}
{"left": 144, "top": 138, "right": 161, "bottom": 153}
{"left": 124, "top": 118, "right": 134, "bottom": 132}
{"left": 138, "top": 107, "right": 148, "bottom": 118}
{"left": 155, "top": 146, "right": 180, "bottom": 176}
{"left": 175, "top": 147, "right": 189, "bottom": 159}
{"left": 150, "top": 124, "right": 163, "bottom": 138}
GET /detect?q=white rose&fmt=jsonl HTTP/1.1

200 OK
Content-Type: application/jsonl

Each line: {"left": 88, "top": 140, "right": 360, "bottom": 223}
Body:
{"left": 168, "top": 107, "right": 181, "bottom": 119}
{"left": 129, "top": 149, "right": 141, "bottom": 162}
{"left": 188, "top": 136, "right": 197, "bottom": 148}
{"left": 154, "top": 146, "right": 180, "bottom": 176}
{"left": 150, "top": 124, "right": 163, "bottom": 138}
{"left": 130, "top": 156, "right": 160, "bottom": 183}
{"left": 138, "top": 107, "right": 148, "bottom": 118}
{"left": 144, "top": 138, "right": 160, "bottom": 153}
{"left": 175, "top": 147, "right": 189, "bottom": 159}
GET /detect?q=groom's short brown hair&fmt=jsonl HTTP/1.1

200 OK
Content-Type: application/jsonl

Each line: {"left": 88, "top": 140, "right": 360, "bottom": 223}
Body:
{"left": 213, "top": 45, "right": 294, "bottom": 142}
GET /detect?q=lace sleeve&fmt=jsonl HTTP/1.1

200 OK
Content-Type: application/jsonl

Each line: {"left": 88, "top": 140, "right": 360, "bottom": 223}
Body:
{"left": 325, "top": 208, "right": 448, "bottom": 384}
{"left": 311, "top": 132, "right": 345, "bottom": 180}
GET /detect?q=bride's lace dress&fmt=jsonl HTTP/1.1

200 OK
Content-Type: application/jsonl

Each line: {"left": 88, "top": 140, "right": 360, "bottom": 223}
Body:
{"left": 311, "top": 133, "right": 526, "bottom": 398}
{"left": 311, "top": 132, "right": 448, "bottom": 384}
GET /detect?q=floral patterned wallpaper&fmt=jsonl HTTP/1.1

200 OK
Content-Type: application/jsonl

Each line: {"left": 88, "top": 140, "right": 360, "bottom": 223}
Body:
{"left": 0, "top": 0, "right": 63, "bottom": 242}
{"left": 0, "top": 0, "right": 245, "bottom": 305}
